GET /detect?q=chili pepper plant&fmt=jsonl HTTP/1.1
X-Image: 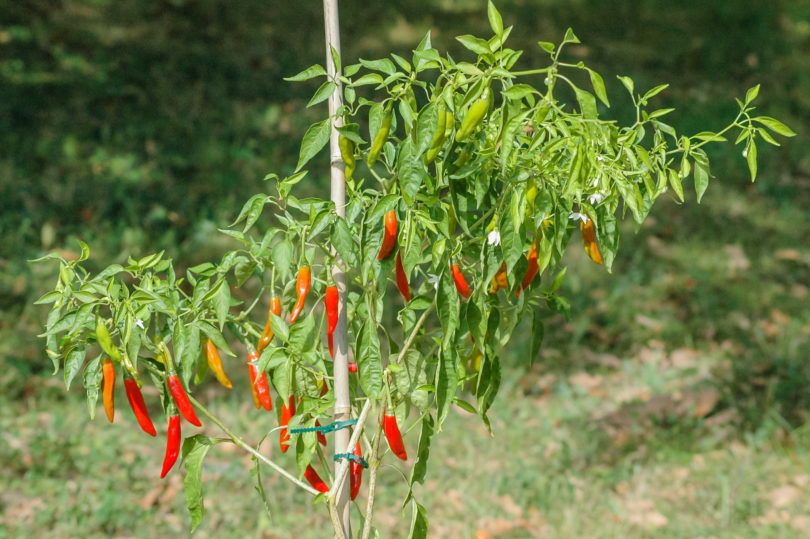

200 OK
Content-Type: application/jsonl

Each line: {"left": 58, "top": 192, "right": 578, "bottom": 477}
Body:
{"left": 33, "top": 2, "right": 794, "bottom": 536}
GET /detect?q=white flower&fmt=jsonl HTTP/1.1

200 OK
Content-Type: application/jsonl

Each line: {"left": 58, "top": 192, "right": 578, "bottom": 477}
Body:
{"left": 427, "top": 273, "right": 440, "bottom": 290}
{"left": 591, "top": 177, "right": 600, "bottom": 187}
{"left": 596, "top": 155, "right": 606, "bottom": 162}
{"left": 487, "top": 230, "right": 501, "bottom": 246}
{"left": 569, "top": 212, "right": 589, "bottom": 223}
{"left": 588, "top": 192, "right": 605, "bottom": 205}
{"left": 742, "top": 149, "right": 748, "bottom": 158}
{"left": 135, "top": 319, "right": 145, "bottom": 330}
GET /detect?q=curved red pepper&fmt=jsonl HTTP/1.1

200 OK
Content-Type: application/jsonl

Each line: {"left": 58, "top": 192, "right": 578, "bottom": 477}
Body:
{"left": 377, "top": 210, "right": 397, "bottom": 260}
{"left": 289, "top": 266, "right": 311, "bottom": 324}
{"left": 257, "top": 296, "right": 282, "bottom": 353}
{"left": 304, "top": 465, "right": 329, "bottom": 493}
{"left": 350, "top": 441, "right": 363, "bottom": 500}
{"left": 451, "top": 264, "right": 472, "bottom": 299}
{"left": 124, "top": 377, "right": 156, "bottom": 437}
{"left": 160, "top": 414, "right": 181, "bottom": 478}
{"left": 279, "top": 395, "right": 295, "bottom": 453}
{"left": 102, "top": 358, "right": 115, "bottom": 423}
{"left": 395, "top": 251, "right": 411, "bottom": 302}
{"left": 248, "top": 351, "right": 273, "bottom": 411}
{"left": 518, "top": 242, "right": 539, "bottom": 297}
{"left": 383, "top": 411, "right": 407, "bottom": 460}
{"left": 325, "top": 285, "right": 339, "bottom": 358}
{"left": 167, "top": 374, "right": 201, "bottom": 427}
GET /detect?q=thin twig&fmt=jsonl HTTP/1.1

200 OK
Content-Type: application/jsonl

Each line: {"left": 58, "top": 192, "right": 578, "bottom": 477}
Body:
{"left": 361, "top": 408, "right": 384, "bottom": 539}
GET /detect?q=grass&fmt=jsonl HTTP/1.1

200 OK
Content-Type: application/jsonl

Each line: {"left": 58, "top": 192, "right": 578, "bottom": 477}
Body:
{"left": 2, "top": 179, "right": 810, "bottom": 537}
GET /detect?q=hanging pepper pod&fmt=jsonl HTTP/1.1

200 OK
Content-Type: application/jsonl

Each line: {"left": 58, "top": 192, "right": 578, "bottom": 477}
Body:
{"left": 383, "top": 411, "right": 407, "bottom": 460}
{"left": 325, "top": 284, "right": 339, "bottom": 358}
{"left": 350, "top": 441, "right": 363, "bottom": 501}
{"left": 456, "top": 87, "right": 490, "bottom": 142}
{"left": 395, "top": 251, "right": 411, "bottom": 302}
{"left": 580, "top": 218, "right": 604, "bottom": 265}
{"left": 377, "top": 211, "right": 397, "bottom": 260}
{"left": 257, "top": 295, "right": 282, "bottom": 353}
{"left": 367, "top": 106, "right": 392, "bottom": 168}
{"left": 451, "top": 264, "right": 472, "bottom": 299}
{"left": 124, "top": 376, "right": 157, "bottom": 436}
{"left": 166, "top": 374, "right": 202, "bottom": 427}
{"left": 304, "top": 465, "right": 329, "bottom": 493}
{"left": 339, "top": 135, "right": 356, "bottom": 180}
{"left": 315, "top": 419, "right": 327, "bottom": 446}
{"left": 279, "top": 395, "right": 295, "bottom": 453}
{"left": 248, "top": 350, "right": 273, "bottom": 411}
{"left": 289, "top": 266, "right": 311, "bottom": 324}
{"left": 518, "top": 242, "right": 539, "bottom": 297}
{"left": 425, "top": 105, "right": 448, "bottom": 164}
{"left": 489, "top": 262, "right": 508, "bottom": 294}
{"left": 102, "top": 358, "right": 115, "bottom": 423}
{"left": 205, "top": 339, "right": 232, "bottom": 389}
{"left": 160, "top": 412, "right": 181, "bottom": 478}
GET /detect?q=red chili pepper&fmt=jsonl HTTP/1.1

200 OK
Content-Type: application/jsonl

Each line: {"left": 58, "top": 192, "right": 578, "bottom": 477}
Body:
{"left": 518, "top": 242, "right": 539, "bottom": 297}
{"left": 350, "top": 441, "right": 363, "bottom": 500}
{"left": 102, "top": 358, "right": 115, "bottom": 423}
{"left": 383, "top": 411, "right": 407, "bottom": 460}
{"left": 315, "top": 419, "right": 327, "bottom": 446}
{"left": 257, "top": 296, "right": 282, "bottom": 353}
{"left": 160, "top": 414, "right": 181, "bottom": 478}
{"left": 124, "top": 377, "right": 156, "bottom": 437}
{"left": 304, "top": 465, "right": 329, "bottom": 493}
{"left": 289, "top": 266, "right": 311, "bottom": 324}
{"left": 248, "top": 351, "right": 273, "bottom": 411}
{"left": 580, "top": 218, "right": 604, "bottom": 265}
{"left": 348, "top": 362, "right": 358, "bottom": 373}
{"left": 395, "top": 251, "right": 411, "bottom": 302}
{"left": 167, "top": 374, "right": 201, "bottom": 427}
{"left": 325, "top": 285, "right": 338, "bottom": 358}
{"left": 451, "top": 264, "right": 472, "bottom": 299}
{"left": 377, "top": 210, "right": 397, "bottom": 260}
{"left": 279, "top": 395, "right": 295, "bottom": 453}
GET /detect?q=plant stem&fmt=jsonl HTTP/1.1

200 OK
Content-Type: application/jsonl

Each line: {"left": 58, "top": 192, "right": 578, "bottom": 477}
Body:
{"left": 187, "top": 395, "right": 320, "bottom": 496}
{"left": 361, "top": 408, "right": 384, "bottom": 539}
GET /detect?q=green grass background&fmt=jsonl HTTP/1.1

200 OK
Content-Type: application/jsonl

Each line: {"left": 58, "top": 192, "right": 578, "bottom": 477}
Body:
{"left": 1, "top": 0, "right": 809, "bottom": 536}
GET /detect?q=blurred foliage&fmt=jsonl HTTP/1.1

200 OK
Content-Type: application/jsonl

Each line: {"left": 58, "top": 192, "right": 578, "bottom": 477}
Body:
{"left": 1, "top": 1, "right": 808, "bottom": 424}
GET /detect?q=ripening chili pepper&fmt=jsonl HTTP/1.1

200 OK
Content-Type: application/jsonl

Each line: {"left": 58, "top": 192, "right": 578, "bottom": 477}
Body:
{"left": 325, "top": 285, "right": 338, "bottom": 358}
{"left": 395, "top": 251, "right": 411, "bottom": 302}
{"left": 348, "top": 362, "right": 358, "bottom": 373}
{"left": 580, "top": 218, "right": 604, "bottom": 265}
{"left": 383, "top": 411, "right": 407, "bottom": 460}
{"left": 102, "top": 358, "right": 115, "bottom": 423}
{"left": 249, "top": 373, "right": 261, "bottom": 409}
{"left": 279, "top": 395, "right": 294, "bottom": 453}
{"left": 377, "top": 210, "right": 397, "bottom": 260}
{"left": 160, "top": 413, "right": 181, "bottom": 478}
{"left": 289, "top": 266, "right": 311, "bottom": 324}
{"left": 205, "top": 339, "right": 232, "bottom": 389}
{"left": 124, "top": 377, "right": 157, "bottom": 437}
{"left": 451, "top": 264, "right": 472, "bottom": 299}
{"left": 367, "top": 106, "right": 392, "bottom": 168}
{"left": 315, "top": 419, "right": 327, "bottom": 446}
{"left": 489, "top": 262, "right": 508, "bottom": 294}
{"left": 257, "top": 296, "right": 282, "bottom": 353}
{"left": 443, "top": 110, "right": 454, "bottom": 139}
{"left": 167, "top": 374, "right": 202, "bottom": 427}
{"left": 350, "top": 442, "right": 363, "bottom": 501}
{"left": 304, "top": 465, "right": 329, "bottom": 493}
{"left": 248, "top": 351, "right": 273, "bottom": 411}
{"left": 425, "top": 105, "right": 448, "bottom": 164}
{"left": 339, "top": 135, "right": 356, "bottom": 180}
{"left": 456, "top": 87, "right": 490, "bottom": 142}
{"left": 518, "top": 242, "right": 539, "bottom": 297}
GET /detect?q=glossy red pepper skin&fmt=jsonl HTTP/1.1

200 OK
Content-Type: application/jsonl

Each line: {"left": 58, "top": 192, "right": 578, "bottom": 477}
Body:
{"left": 160, "top": 414, "right": 181, "bottom": 478}
{"left": 248, "top": 351, "right": 273, "bottom": 411}
{"left": 518, "top": 242, "right": 539, "bottom": 297}
{"left": 102, "top": 358, "right": 115, "bottom": 423}
{"left": 377, "top": 211, "right": 397, "bottom": 260}
{"left": 124, "top": 377, "right": 157, "bottom": 436}
{"left": 289, "top": 267, "right": 311, "bottom": 324}
{"left": 395, "top": 251, "right": 411, "bottom": 302}
{"left": 167, "top": 374, "right": 201, "bottom": 427}
{"left": 325, "top": 285, "right": 339, "bottom": 358}
{"left": 257, "top": 296, "right": 282, "bottom": 353}
{"left": 451, "top": 264, "right": 472, "bottom": 299}
{"left": 279, "top": 395, "right": 295, "bottom": 453}
{"left": 350, "top": 442, "right": 363, "bottom": 500}
{"left": 383, "top": 411, "right": 407, "bottom": 460}
{"left": 348, "top": 362, "right": 358, "bottom": 373}
{"left": 304, "top": 465, "right": 329, "bottom": 493}
{"left": 315, "top": 419, "right": 327, "bottom": 446}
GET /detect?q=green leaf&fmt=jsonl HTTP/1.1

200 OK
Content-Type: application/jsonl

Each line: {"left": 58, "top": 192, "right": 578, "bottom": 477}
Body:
{"left": 268, "top": 310, "right": 289, "bottom": 344}
{"left": 35, "top": 290, "right": 62, "bottom": 305}
{"left": 617, "top": 75, "right": 634, "bottom": 96}
{"left": 330, "top": 217, "right": 359, "bottom": 268}
{"left": 356, "top": 319, "right": 383, "bottom": 398}
{"left": 642, "top": 83, "right": 669, "bottom": 101}
{"left": 753, "top": 116, "right": 796, "bottom": 137}
{"left": 397, "top": 139, "right": 427, "bottom": 205}
{"left": 410, "top": 414, "right": 434, "bottom": 486}
{"left": 295, "top": 118, "right": 331, "bottom": 172}
{"left": 537, "top": 41, "right": 555, "bottom": 53}
{"left": 575, "top": 88, "right": 598, "bottom": 119}
{"left": 562, "top": 27, "right": 580, "bottom": 44}
{"left": 83, "top": 355, "right": 102, "bottom": 420}
{"left": 455, "top": 35, "right": 492, "bottom": 56}
{"left": 745, "top": 84, "right": 760, "bottom": 105}
{"left": 436, "top": 347, "right": 459, "bottom": 431}
{"left": 530, "top": 313, "right": 544, "bottom": 366}
{"left": 289, "top": 314, "right": 316, "bottom": 353}
{"left": 587, "top": 69, "right": 610, "bottom": 106}
{"left": 502, "top": 84, "right": 536, "bottom": 101}
{"left": 359, "top": 57, "right": 397, "bottom": 75}
{"left": 694, "top": 158, "right": 710, "bottom": 203}
{"left": 212, "top": 278, "right": 231, "bottom": 330}
{"left": 408, "top": 500, "right": 429, "bottom": 539}
{"left": 196, "top": 321, "right": 235, "bottom": 357}
{"left": 231, "top": 193, "right": 267, "bottom": 229}
{"left": 436, "top": 269, "right": 459, "bottom": 349}
{"left": 271, "top": 240, "right": 293, "bottom": 282}
{"left": 182, "top": 435, "right": 215, "bottom": 532}
{"left": 64, "top": 346, "right": 85, "bottom": 390}
{"left": 294, "top": 423, "right": 319, "bottom": 479}
{"left": 284, "top": 64, "right": 327, "bottom": 82}
{"left": 668, "top": 168, "right": 684, "bottom": 203}
{"left": 487, "top": 1, "right": 503, "bottom": 36}
{"left": 307, "top": 81, "right": 336, "bottom": 108}
{"left": 350, "top": 73, "right": 384, "bottom": 87}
